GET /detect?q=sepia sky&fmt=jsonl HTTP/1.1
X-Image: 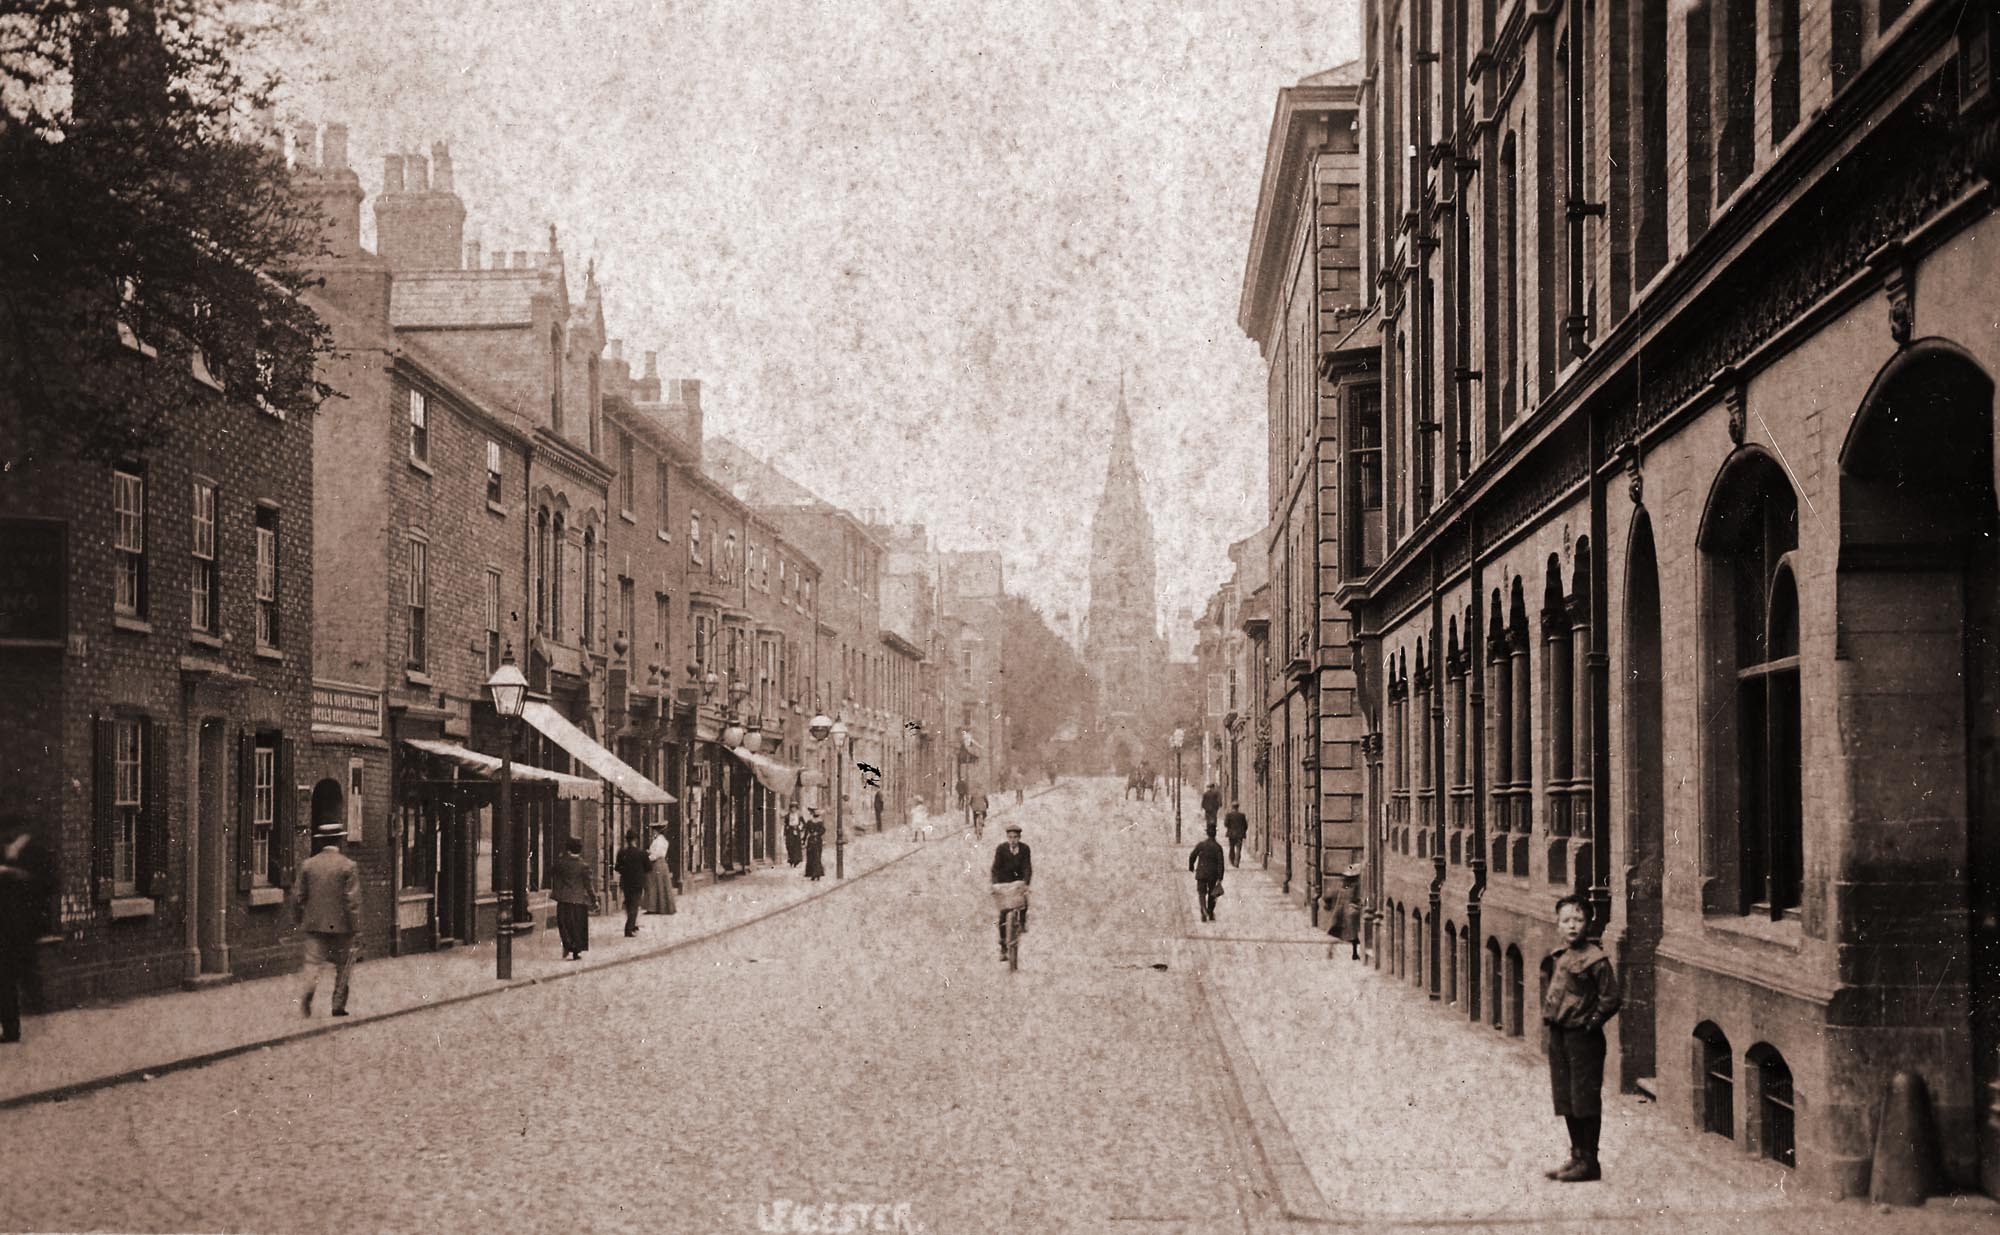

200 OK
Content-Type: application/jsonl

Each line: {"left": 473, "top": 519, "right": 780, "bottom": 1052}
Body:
{"left": 279, "top": 0, "right": 1361, "bottom": 649}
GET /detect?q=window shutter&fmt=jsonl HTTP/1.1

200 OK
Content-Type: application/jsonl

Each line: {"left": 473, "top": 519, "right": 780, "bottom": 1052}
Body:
{"left": 236, "top": 729, "right": 255, "bottom": 892}
{"left": 140, "top": 716, "right": 169, "bottom": 897}
{"left": 276, "top": 736, "right": 297, "bottom": 886}
{"left": 91, "top": 715, "right": 116, "bottom": 901}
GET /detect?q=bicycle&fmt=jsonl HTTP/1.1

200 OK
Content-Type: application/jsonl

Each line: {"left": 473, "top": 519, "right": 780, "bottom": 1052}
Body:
{"left": 992, "top": 880, "right": 1029, "bottom": 971}
{"left": 971, "top": 810, "right": 986, "bottom": 841}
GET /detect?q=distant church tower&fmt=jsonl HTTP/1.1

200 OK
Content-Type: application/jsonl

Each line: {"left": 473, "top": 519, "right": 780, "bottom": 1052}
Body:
{"left": 1083, "top": 377, "right": 1164, "bottom": 771}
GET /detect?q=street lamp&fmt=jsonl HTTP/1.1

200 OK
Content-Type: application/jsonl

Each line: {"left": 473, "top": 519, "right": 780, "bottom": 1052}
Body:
{"left": 1172, "top": 727, "right": 1186, "bottom": 845}
{"left": 484, "top": 647, "right": 529, "bottom": 980}
{"left": 830, "top": 719, "right": 848, "bottom": 879}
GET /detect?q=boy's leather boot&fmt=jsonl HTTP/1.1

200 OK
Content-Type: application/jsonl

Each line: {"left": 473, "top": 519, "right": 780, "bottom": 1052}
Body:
{"left": 1555, "top": 1156, "right": 1601, "bottom": 1182}
{"left": 1543, "top": 1152, "right": 1579, "bottom": 1180}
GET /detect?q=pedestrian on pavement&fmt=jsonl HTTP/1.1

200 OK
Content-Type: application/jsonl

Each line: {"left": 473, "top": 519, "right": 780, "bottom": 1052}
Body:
{"left": 0, "top": 815, "right": 52, "bottom": 1044}
{"left": 1151, "top": 768, "right": 1163, "bottom": 802}
{"left": 969, "top": 791, "right": 989, "bottom": 835}
{"left": 1540, "top": 894, "right": 1622, "bottom": 1183}
{"left": 990, "top": 823, "right": 1032, "bottom": 959}
{"left": 1188, "top": 826, "right": 1226, "bottom": 922}
{"left": 294, "top": 823, "right": 361, "bottom": 1018}
{"left": 1200, "top": 782, "right": 1222, "bottom": 832}
{"left": 643, "top": 822, "right": 675, "bottom": 915}
{"left": 803, "top": 809, "right": 826, "bottom": 882}
{"left": 551, "top": 837, "right": 597, "bottom": 960}
{"left": 784, "top": 806, "right": 804, "bottom": 866}
{"left": 1325, "top": 863, "right": 1362, "bottom": 959}
{"left": 909, "top": 794, "right": 929, "bottom": 842}
{"left": 873, "top": 789, "right": 884, "bottom": 833}
{"left": 614, "top": 828, "right": 650, "bottom": 937}
{"left": 1223, "top": 803, "right": 1248, "bottom": 867}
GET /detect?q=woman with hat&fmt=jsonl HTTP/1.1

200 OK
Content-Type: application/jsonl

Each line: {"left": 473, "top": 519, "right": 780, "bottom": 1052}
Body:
{"left": 1326, "top": 862, "right": 1363, "bottom": 959}
{"left": 550, "top": 837, "right": 597, "bottom": 961}
{"left": 802, "top": 809, "right": 826, "bottom": 882}
{"left": 643, "top": 822, "right": 675, "bottom": 915}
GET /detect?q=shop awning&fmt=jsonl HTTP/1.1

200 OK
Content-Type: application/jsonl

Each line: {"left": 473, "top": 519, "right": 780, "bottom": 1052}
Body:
{"left": 730, "top": 746, "right": 802, "bottom": 796}
{"left": 401, "top": 739, "right": 600, "bottom": 801}
{"left": 520, "top": 701, "right": 675, "bottom": 804}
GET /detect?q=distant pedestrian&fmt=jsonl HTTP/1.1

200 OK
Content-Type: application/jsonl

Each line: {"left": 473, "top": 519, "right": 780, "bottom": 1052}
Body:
{"left": 969, "top": 791, "right": 988, "bottom": 835}
{"left": 1188, "top": 826, "right": 1226, "bottom": 922}
{"left": 614, "top": 828, "right": 650, "bottom": 937}
{"left": 643, "top": 823, "right": 675, "bottom": 915}
{"left": 1325, "top": 863, "right": 1362, "bottom": 959}
{"left": 294, "top": 824, "right": 361, "bottom": 1018}
{"left": 551, "top": 837, "right": 597, "bottom": 961}
{"left": 1150, "top": 768, "right": 1162, "bottom": 802}
{"left": 784, "top": 807, "right": 804, "bottom": 866}
{"left": 1200, "top": 782, "right": 1222, "bottom": 832}
{"left": 873, "top": 789, "right": 884, "bottom": 833}
{"left": 0, "top": 816, "right": 52, "bottom": 1044}
{"left": 803, "top": 810, "right": 826, "bottom": 882}
{"left": 1540, "top": 895, "right": 1621, "bottom": 1183}
{"left": 1223, "top": 803, "right": 1248, "bottom": 867}
{"left": 909, "top": 795, "right": 930, "bottom": 842}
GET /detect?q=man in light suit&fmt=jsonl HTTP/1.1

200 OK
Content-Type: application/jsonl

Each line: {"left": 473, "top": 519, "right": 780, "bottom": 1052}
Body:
{"left": 294, "top": 823, "right": 361, "bottom": 1017}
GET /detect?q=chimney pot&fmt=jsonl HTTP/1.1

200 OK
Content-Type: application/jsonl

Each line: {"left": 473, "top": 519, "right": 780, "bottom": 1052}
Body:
{"left": 383, "top": 153, "right": 405, "bottom": 193}
{"left": 430, "top": 141, "right": 453, "bottom": 192}
{"left": 294, "top": 124, "right": 317, "bottom": 168}
{"left": 464, "top": 239, "right": 481, "bottom": 269}
{"left": 513, "top": 250, "right": 530, "bottom": 268}
{"left": 643, "top": 351, "right": 659, "bottom": 378}
{"left": 407, "top": 152, "right": 429, "bottom": 193}
{"left": 608, "top": 339, "right": 624, "bottom": 362}
{"left": 323, "top": 123, "right": 350, "bottom": 171}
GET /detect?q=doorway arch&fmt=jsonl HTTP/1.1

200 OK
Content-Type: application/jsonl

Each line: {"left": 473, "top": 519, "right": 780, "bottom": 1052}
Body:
{"left": 1620, "top": 510, "right": 1664, "bottom": 1092}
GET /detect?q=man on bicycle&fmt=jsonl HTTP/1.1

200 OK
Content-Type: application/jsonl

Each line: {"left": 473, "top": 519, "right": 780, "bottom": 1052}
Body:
{"left": 991, "top": 823, "right": 1033, "bottom": 960}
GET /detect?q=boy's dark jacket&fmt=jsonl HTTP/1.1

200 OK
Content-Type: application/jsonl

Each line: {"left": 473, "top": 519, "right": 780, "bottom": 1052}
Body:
{"left": 1540, "top": 940, "right": 1622, "bottom": 1031}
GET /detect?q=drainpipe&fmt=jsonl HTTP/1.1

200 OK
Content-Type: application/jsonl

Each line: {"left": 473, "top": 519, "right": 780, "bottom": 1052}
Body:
{"left": 1465, "top": 505, "right": 1488, "bottom": 1021}
{"left": 1588, "top": 407, "right": 1613, "bottom": 935}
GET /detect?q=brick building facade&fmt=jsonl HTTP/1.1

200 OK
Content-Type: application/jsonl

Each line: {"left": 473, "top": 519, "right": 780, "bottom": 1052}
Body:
{"left": 0, "top": 251, "right": 315, "bottom": 1005}
{"left": 1323, "top": 0, "right": 2000, "bottom": 1201}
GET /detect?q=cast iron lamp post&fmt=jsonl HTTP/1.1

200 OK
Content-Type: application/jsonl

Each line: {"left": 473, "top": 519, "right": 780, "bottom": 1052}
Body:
{"left": 484, "top": 648, "right": 528, "bottom": 980}
{"left": 1172, "top": 727, "right": 1185, "bottom": 845}
{"left": 808, "top": 713, "right": 848, "bottom": 879}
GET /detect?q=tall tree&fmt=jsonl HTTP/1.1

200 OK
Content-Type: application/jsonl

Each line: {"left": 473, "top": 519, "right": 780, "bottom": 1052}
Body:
{"left": 0, "top": 0, "right": 330, "bottom": 464}
{"left": 1000, "top": 593, "right": 1092, "bottom": 772}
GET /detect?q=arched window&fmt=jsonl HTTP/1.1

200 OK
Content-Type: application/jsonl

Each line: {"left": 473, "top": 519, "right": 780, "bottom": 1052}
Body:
{"left": 549, "top": 325, "right": 564, "bottom": 432}
{"left": 1685, "top": 0, "right": 1713, "bottom": 238}
{"left": 1770, "top": 0, "right": 1800, "bottom": 141}
{"left": 550, "top": 512, "right": 566, "bottom": 641}
{"left": 581, "top": 526, "right": 596, "bottom": 649}
{"left": 1413, "top": 907, "right": 1425, "bottom": 989}
{"left": 1444, "top": 921, "right": 1459, "bottom": 1004}
{"left": 1699, "top": 450, "right": 1801, "bottom": 918}
{"left": 1746, "top": 1043, "right": 1795, "bottom": 1166}
{"left": 1487, "top": 937, "right": 1504, "bottom": 1028}
{"left": 1487, "top": 595, "right": 1512, "bottom": 873}
{"left": 1447, "top": 616, "right": 1471, "bottom": 863}
{"left": 1499, "top": 132, "right": 1519, "bottom": 425}
{"left": 1543, "top": 556, "right": 1575, "bottom": 885}
{"left": 1505, "top": 944, "right": 1525, "bottom": 1036}
{"left": 1415, "top": 640, "right": 1434, "bottom": 859}
{"left": 534, "top": 507, "right": 550, "bottom": 634}
{"left": 1694, "top": 1022, "right": 1734, "bottom": 1137}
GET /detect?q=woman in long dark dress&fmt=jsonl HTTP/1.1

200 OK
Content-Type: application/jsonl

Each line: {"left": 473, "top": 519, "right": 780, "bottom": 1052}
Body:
{"left": 550, "top": 837, "right": 597, "bottom": 960}
{"left": 783, "top": 807, "right": 803, "bottom": 867}
{"left": 803, "top": 811, "right": 826, "bottom": 882}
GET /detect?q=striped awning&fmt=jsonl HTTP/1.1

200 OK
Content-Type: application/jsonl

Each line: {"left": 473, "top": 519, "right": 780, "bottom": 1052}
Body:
{"left": 401, "top": 739, "right": 600, "bottom": 801}
{"left": 730, "top": 746, "right": 802, "bottom": 796}
{"left": 520, "top": 701, "right": 675, "bottom": 805}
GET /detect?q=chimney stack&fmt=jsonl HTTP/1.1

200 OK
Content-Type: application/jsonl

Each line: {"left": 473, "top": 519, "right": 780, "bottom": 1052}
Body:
{"left": 464, "top": 239, "right": 481, "bottom": 268}
{"left": 513, "top": 250, "right": 530, "bottom": 268}
{"left": 373, "top": 140, "right": 467, "bottom": 270}
{"left": 608, "top": 339, "right": 624, "bottom": 364}
{"left": 293, "top": 124, "right": 317, "bottom": 168}
{"left": 431, "top": 141, "right": 453, "bottom": 192}
{"left": 322, "top": 123, "right": 350, "bottom": 170}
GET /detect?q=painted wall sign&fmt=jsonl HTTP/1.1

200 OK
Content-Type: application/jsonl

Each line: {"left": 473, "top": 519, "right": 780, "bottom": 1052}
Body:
{"left": 312, "top": 681, "right": 384, "bottom": 737}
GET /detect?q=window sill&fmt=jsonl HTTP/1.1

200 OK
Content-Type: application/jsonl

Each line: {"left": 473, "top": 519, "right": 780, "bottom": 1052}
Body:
{"left": 191, "top": 362, "right": 225, "bottom": 393}
{"left": 110, "top": 895, "right": 156, "bottom": 920}
{"left": 254, "top": 646, "right": 283, "bottom": 662}
{"left": 1704, "top": 911, "right": 1804, "bottom": 950}
{"left": 113, "top": 614, "right": 154, "bottom": 635}
{"left": 116, "top": 328, "right": 158, "bottom": 360}
{"left": 407, "top": 457, "right": 435, "bottom": 479}
{"left": 657, "top": 531, "right": 672, "bottom": 544}
{"left": 405, "top": 669, "right": 434, "bottom": 687}
{"left": 487, "top": 500, "right": 508, "bottom": 517}
{"left": 190, "top": 630, "right": 225, "bottom": 650}
{"left": 248, "top": 886, "right": 286, "bottom": 907}
{"left": 620, "top": 509, "right": 637, "bottom": 524}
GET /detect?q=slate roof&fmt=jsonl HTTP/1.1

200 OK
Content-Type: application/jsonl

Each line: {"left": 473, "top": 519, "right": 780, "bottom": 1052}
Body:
{"left": 388, "top": 268, "right": 552, "bottom": 329}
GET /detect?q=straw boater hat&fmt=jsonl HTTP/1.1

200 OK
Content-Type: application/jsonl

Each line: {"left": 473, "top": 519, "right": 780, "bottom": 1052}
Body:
{"left": 313, "top": 822, "right": 345, "bottom": 839}
{"left": 1342, "top": 863, "right": 1363, "bottom": 879}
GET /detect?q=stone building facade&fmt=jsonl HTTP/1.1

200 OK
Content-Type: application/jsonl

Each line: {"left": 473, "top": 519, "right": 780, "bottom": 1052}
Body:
{"left": 1239, "top": 66, "right": 1368, "bottom": 919}
{"left": 1332, "top": 0, "right": 2000, "bottom": 1200}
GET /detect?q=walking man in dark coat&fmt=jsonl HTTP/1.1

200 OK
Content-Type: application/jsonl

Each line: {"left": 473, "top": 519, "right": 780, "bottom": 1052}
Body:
{"left": 1189, "top": 826, "right": 1226, "bottom": 922}
{"left": 0, "top": 816, "right": 52, "bottom": 1044}
{"left": 614, "top": 828, "right": 650, "bottom": 937}
{"left": 1200, "top": 782, "right": 1223, "bottom": 832}
{"left": 551, "top": 837, "right": 596, "bottom": 960}
{"left": 1223, "top": 803, "right": 1248, "bottom": 867}
{"left": 294, "top": 824, "right": 361, "bottom": 1017}
{"left": 1540, "top": 895, "right": 1622, "bottom": 1182}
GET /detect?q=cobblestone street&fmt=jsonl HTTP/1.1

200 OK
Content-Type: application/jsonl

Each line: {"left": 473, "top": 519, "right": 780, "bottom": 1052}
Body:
{"left": 4, "top": 780, "right": 1995, "bottom": 1235}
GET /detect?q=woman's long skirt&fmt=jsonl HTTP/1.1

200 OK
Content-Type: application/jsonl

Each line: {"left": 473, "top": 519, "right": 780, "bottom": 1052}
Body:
{"left": 784, "top": 825, "right": 802, "bottom": 866}
{"left": 556, "top": 902, "right": 590, "bottom": 956}
{"left": 643, "top": 859, "right": 675, "bottom": 914}
{"left": 804, "top": 835, "right": 825, "bottom": 881}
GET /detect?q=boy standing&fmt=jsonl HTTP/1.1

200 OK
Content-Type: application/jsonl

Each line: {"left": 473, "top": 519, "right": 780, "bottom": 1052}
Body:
{"left": 1540, "top": 895, "right": 1621, "bottom": 1182}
